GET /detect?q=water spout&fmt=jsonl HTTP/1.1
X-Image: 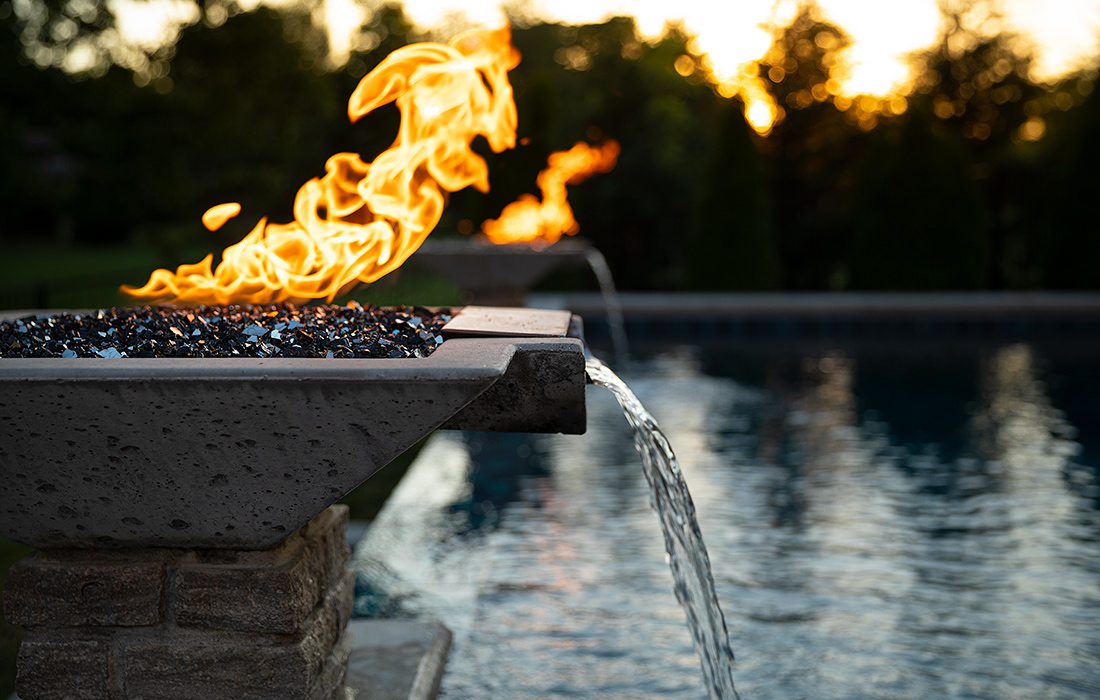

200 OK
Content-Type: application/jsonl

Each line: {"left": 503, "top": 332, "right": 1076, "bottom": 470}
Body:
{"left": 585, "top": 356, "right": 741, "bottom": 700}
{"left": 583, "top": 247, "right": 630, "bottom": 367}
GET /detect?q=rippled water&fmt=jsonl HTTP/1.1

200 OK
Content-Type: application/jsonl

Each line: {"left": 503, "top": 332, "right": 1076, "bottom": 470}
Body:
{"left": 353, "top": 338, "right": 1100, "bottom": 699}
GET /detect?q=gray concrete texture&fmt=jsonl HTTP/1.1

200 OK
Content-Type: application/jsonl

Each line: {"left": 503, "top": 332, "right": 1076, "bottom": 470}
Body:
{"left": 0, "top": 307, "right": 587, "bottom": 549}
{"left": 345, "top": 620, "right": 452, "bottom": 700}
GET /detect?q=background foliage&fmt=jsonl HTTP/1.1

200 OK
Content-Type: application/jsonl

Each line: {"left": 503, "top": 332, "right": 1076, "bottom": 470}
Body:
{"left": 0, "top": 1, "right": 1098, "bottom": 300}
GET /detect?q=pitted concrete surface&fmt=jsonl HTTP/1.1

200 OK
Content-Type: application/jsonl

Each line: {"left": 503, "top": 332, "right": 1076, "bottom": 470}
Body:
{"left": 442, "top": 339, "right": 586, "bottom": 434}
{"left": 0, "top": 336, "right": 585, "bottom": 549}
{"left": 345, "top": 620, "right": 451, "bottom": 700}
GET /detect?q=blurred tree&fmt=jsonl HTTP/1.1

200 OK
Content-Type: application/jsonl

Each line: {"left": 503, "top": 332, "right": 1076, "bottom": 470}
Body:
{"left": 848, "top": 113, "right": 990, "bottom": 289}
{"left": 753, "top": 6, "right": 866, "bottom": 289}
{"left": 5, "top": 0, "right": 185, "bottom": 79}
{"left": 573, "top": 23, "right": 726, "bottom": 289}
{"left": 688, "top": 100, "right": 779, "bottom": 289}
{"left": 0, "top": 2, "right": 78, "bottom": 242}
{"left": 60, "top": 67, "right": 167, "bottom": 244}
{"left": 445, "top": 18, "right": 725, "bottom": 290}
{"left": 1, "top": 4, "right": 342, "bottom": 251}
{"left": 154, "top": 7, "right": 338, "bottom": 232}
{"left": 906, "top": 5, "right": 1067, "bottom": 288}
{"left": 909, "top": 14, "right": 1041, "bottom": 146}
{"left": 1041, "top": 77, "right": 1100, "bottom": 289}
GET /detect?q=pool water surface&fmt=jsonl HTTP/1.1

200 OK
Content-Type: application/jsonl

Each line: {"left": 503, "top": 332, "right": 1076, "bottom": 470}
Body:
{"left": 353, "top": 337, "right": 1100, "bottom": 699}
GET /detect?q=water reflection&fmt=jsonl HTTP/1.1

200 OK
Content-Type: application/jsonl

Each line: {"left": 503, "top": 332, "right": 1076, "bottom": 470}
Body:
{"left": 446, "top": 433, "right": 553, "bottom": 535}
{"left": 354, "top": 338, "right": 1100, "bottom": 699}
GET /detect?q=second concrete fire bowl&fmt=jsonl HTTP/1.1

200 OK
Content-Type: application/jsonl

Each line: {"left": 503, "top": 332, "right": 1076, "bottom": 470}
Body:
{"left": 411, "top": 237, "right": 592, "bottom": 305}
{"left": 0, "top": 306, "right": 586, "bottom": 550}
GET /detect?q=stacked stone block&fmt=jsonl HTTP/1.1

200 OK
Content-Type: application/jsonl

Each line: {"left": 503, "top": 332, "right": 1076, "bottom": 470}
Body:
{"left": 3, "top": 506, "right": 353, "bottom": 700}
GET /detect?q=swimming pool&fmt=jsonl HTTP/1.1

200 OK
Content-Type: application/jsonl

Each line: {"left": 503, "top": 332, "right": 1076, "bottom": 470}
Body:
{"left": 353, "top": 335, "right": 1100, "bottom": 698}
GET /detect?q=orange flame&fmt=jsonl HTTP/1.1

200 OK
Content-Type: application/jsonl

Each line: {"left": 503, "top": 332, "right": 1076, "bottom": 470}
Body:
{"left": 201, "top": 202, "right": 241, "bottom": 232}
{"left": 124, "top": 27, "right": 520, "bottom": 305}
{"left": 480, "top": 140, "right": 620, "bottom": 246}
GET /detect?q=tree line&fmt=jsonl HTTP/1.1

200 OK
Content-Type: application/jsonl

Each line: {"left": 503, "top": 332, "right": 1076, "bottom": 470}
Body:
{"left": 1, "top": 1, "right": 1097, "bottom": 290}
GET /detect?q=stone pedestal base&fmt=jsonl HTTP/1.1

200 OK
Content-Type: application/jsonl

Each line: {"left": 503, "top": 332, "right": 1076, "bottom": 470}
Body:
{"left": 3, "top": 506, "right": 353, "bottom": 700}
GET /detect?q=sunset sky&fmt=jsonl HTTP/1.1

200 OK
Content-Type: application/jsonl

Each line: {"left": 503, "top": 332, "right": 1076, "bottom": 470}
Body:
{"left": 111, "top": 0, "right": 1100, "bottom": 100}
{"left": 398, "top": 0, "right": 1099, "bottom": 86}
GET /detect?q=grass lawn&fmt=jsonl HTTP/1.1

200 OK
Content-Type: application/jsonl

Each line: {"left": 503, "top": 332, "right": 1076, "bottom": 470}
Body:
{"left": 1, "top": 244, "right": 209, "bottom": 310}
{"left": 1, "top": 243, "right": 465, "bottom": 311}
{"left": 3, "top": 244, "right": 183, "bottom": 286}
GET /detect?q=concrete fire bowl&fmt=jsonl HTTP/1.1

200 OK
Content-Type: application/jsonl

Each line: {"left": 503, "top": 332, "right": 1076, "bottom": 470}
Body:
{"left": 0, "top": 306, "right": 586, "bottom": 550}
{"left": 412, "top": 236, "right": 591, "bottom": 305}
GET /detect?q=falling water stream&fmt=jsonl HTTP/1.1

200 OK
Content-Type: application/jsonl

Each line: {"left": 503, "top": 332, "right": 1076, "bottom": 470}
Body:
{"left": 585, "top": 356, "right": 741, "bottom": 700}
{"left": 583, "top": 248, "right": 630, "bottom": 367}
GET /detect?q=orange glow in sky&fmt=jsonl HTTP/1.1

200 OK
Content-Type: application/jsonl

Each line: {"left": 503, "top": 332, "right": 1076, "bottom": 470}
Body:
{"left": 344, "top": 0, "right": 1099, "bottom": 133}
{"left": 390, "top": 0, "right": 1100, "bottom": 86}
{"left": 109, "top": 0, "right": 1100, "bottom": 133}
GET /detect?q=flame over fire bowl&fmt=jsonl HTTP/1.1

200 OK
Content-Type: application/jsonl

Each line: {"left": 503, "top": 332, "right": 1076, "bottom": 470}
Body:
{"left": 0, "top": 306, "right": 585, "bottom": 550}
{"left": 412, "top": 237, "right": 591, "bottom": 305}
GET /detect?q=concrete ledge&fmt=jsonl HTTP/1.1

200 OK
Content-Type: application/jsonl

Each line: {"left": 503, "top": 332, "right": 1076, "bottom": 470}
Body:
{"left": 531, "top": 291, "right": 1100, "bottom": 318}
{"left": 346, "top": 620, "right": 452, "bottom": 700}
